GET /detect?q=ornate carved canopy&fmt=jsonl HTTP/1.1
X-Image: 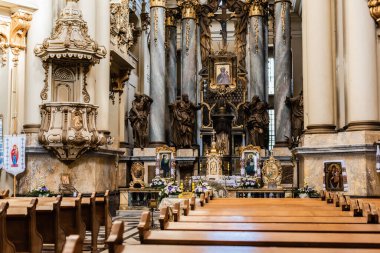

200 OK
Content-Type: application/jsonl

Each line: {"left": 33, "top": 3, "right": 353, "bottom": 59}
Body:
{"left": 34, "top": 0, "right": 106, "bottom": 64}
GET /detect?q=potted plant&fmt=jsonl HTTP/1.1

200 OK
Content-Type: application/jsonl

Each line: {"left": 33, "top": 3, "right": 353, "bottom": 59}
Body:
{"left": 240, "top": 177, "right": 261, "bottom": 189}
{"left": 159, "top": 182, "right": 182, "bottom": 199}
{"left": 150, "top": 176, "right": 167, "bottom": 189}
{"left": 28, "top": 185, "right": 52, "bottom": 197}
{"left": 295, "top": 183, "right": 318, "bottom": 198}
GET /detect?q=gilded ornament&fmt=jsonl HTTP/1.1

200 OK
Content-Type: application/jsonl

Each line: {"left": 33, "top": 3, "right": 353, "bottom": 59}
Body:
{"left": 248, "top": 0, "right": 266, "bottom": 17}
{"left": 369, "top": 0, "right": 380, "bottom": 25}
{"left": 150, "top": 0, "right": 166, "bottom": 8}
{"left": 165, "top": 15, "right": 176, "bottom": 27}
{"left": 153, "top": 9, "right": 158, "bottom": 46}
{"left": 130, "top": 162, "right": 145, "bottom": 189}
{"left": 110, "top": 0, "right": 135, "bottom": 53}
{"left": 178, "top": 0, "right": 199, "bottom": 20}
{"left": 262, "top": 155, "right": 282, "bottom": 188}
{"left": 185, "top": 20, "right": 191, "bottom": 55}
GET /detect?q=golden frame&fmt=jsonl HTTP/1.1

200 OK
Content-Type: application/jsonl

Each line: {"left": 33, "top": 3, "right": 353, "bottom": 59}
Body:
{"left": 208, "top": 54, "right": 237, "bottom": 94}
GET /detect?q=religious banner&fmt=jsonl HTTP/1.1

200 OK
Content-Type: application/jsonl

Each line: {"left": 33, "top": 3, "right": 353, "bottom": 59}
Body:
{"left": 3, "top": 135, "right": 26, "bottom": 176}
{"left": 0, "top": 115, "right": 3, "bottom": 169}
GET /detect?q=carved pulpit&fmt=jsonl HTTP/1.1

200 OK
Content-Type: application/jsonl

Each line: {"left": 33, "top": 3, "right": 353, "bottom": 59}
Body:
{"left": 206, "top": 134, "right": 222, "bottom": 180}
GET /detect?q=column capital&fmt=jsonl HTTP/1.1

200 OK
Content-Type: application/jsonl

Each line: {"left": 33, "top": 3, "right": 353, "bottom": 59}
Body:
{"left": 248, "top": 0, "right": 268, "bottom": 17}
{"left": 368, "top": 0, "right": 380, "bottom": 25}
{"left": 10, "top": 10, "right": 32, "bottom": 66}
{"left": 178, "top": 0, "right": 199, "bottom": 19}
{"left": 274, "top": 0, "right": 292, "bottom": 4}
{"left": 166, "top": 8, "right": 179, "bottom": 26}
{"left": 150, "top": 0, "right": 166, "bottom": 8}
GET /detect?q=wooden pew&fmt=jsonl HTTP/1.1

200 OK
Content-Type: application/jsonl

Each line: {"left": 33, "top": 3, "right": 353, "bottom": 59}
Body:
{"left": 0, "top": 202, "right": 16, "bottom": 253}
{"left": 190, "top": 196, "right": 196, "bottom": 211}
{"left": 6, "top": 199, "right": 43, "bottom": 253}
{"left": 159, "top": 207, "right": 169, "bottom": 230}
{"left": 172, "top": 202, "right": 181, "bottom": 222}
{"left": 62, "top": 235, "right": 81, "bottom": 253}
{"left": 137, "top": 211, "right": 380, "bottom": 248}
{"left": 0, "top": 190, "right": 10, "bottom": 199}
{"left": 81, "top": 193, "right": 99, "bottom": 252}
{"left": 199, "top": 193, "right": 205, "bottom": 207}
{"left": 109, "top": 221, "right": 380, "bottom": 252}
{"left": 94, "top": 190, "right": 112, "bottom": 239}
{"left": 183, "top": 199, "right": 190, "bottom": 216}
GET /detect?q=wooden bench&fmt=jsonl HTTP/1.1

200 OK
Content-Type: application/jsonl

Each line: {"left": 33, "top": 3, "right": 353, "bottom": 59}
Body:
{"left": 0, "top": 202, "right": 16, "bottom": 253}
{"left": 107, "top": 221, "right": 380, "bottom": 253}
{"left": 0, "top": 190, "right": 10, "bottom": 199}
{"left": 62, "top": 235, "right": 81, "bottom": 253}
{"left": 6, "top": 199, "right": 43, "bottom": 253}
{"left": 137, "top": 211, "right": 380, "bottom": 248}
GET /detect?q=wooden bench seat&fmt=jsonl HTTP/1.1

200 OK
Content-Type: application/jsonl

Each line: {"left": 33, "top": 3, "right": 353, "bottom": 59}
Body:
{"left": 138, "top": 212, "right": 380, "bottom": 248}
{"left": 179, "top": 215, "right": 368, "bottom": 224}
{"left": 1, "top": 197, "right": 65, "bottom": 253}
{"left": 6, "top": 199, "right": 43, "bottom": 253}
{"left": 187, "top": 210, "right": 353, "bottom": 217}
{"left": 162, "top": 222, "right": 380, "bottom": 233}
{"left": 107, "top": 221, "right": 380, "bottom": 253}
{"left": 0, "top": 203, "right": 16, "bottom": 253}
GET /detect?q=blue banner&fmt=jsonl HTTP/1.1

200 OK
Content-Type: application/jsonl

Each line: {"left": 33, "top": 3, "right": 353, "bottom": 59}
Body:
{"left": 0, "top": 115, "right": 3, "bottom": 169}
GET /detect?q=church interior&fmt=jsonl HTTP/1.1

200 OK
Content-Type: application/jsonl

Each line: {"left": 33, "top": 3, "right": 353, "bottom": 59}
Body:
{"left": 1, "top": 0, "right": 380, "bottom": 252}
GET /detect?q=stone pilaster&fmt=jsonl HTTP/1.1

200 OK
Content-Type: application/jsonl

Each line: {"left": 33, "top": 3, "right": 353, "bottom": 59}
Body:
{"left": 274, "top": 0, "right": 291, "bottom": 146}
{"left": 178, "top": 0, "right": 199, "bottom": 103}
{"left": 165, "top": 10, "right": 178, "bottom": 144}
{"left": 95, "top": 0, "right": 111, "bottom": 132}
{"left": 248, "top": 0, "right": 267, "bottom": 101}
{"left": 24, "top": 0, "right": 52, "bottom": 136}
{"left": 303, "top": 0, "right": 336, "bottom": 134}
{"left": 345, "top": 0, "right": 380, "bottom": 131}
{"left": 149, "top": 0, "right": 166, "bottom": 145}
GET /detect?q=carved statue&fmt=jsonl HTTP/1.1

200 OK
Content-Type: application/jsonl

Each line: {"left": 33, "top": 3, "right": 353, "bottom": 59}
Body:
{"left": 128, "top": 93, "right": 153, "bottom": 148}
{"left": 243, "top": 96, "right": 269, "bottom": 149}
{"left": 285, "top": 90, "right": 304, "bottom": 148}
{"left": 169, "top": 94, "right": 200, "bottom": 148}
{"left": 199, "top": 4, "right": 213, "bottom": 71}
{"left": 229, "top": 0, "right": 248, "bottom": 73}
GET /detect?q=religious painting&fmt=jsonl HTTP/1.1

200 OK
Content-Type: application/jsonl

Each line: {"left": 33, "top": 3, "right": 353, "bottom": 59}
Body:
{"left": 215, "top": 63, "right": 232, "bottom": 85}
{"left": 324, "top": 162, "right": 344, "bottom": 191}
{"left": 208, "top": 54, "right": 237, "bottom": 94}
{"left": 244, "top": 152, "right": 259, "bottom": 176}
{"left": 240, "top": 145, "right": 261, "bottom": 177}
{"left": 61, "top": 174, "right": 70, "bottom": 185}
{"left": 155, "top": 145, "right": 176, "bottom": 178}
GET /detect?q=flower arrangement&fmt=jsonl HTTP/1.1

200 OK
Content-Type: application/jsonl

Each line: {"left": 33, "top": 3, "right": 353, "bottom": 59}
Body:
{"left": 194, "top": 182, "right": 212, "bottom": 194}
{"left": 159, "top": 182, "right": 183, "bottom": 199}
{"left": 150, "top": 177, "right": 167, "bottom": 188}
{"left": 240, "top": 177, "right": 260, "bottom": 188}
{"left": 295, "top": 183, "right": 318, "bottom": 198}
{"left": 28, "top": 185, "right": 52, "bottom": 197}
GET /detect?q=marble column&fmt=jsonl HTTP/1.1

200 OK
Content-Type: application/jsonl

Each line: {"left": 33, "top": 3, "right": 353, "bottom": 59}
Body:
{"left": 149, "top": 0, "right": 166, "bottom": 144}
{"left": 303, "top": 0, "right": 336, "bottom": 133}
{"left": 95, "top": 0, "right": 111, "bottom": 132}
{"left": 165, "top": 12, "right": 177, "bottom": 144}
{"left": 79, "top": 0, "right": 96, "bottom": 101}
{"left": 179, "top": 0, "right": 198, "bottom": 104}
{"left": 274, "top": 0, "right": 291, "bottom": 146}
{"left": 24, "top": 0, "right": 53, "bottom": 134}
{"left": 344, "top": 0, "right": 380, "bottom": 130}
{"left": 248, "top": 1, "right": 266, "bottom": 101}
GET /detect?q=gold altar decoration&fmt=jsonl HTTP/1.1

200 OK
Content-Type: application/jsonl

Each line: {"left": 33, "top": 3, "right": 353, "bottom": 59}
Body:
{"left": 206, "top": 134, "right": 223, "bottom": 179}
{"left": 150, "top": 0, "right": 166, "bottom": 8}
{"left": 262, "top": 155, "right": 282, "bottom": 188}
{"left": 156, "top": 145, "right": 176, "bottom": 154}
{"left": 208, "top": 52, "right": 238, "bottom": 95}
{"left": 369, "top": 0, "right": 380, "bottom": 25}
{"left": 178, "top": 0, "right": 199, "bottom": 19}
{"left": 239, "top": 144, "right": 261, "bottom": 155}
{"left": 9, "top": 11, "right": 32, "bottom": 66}
{"left": 130, "top": 162, "right": 145, "bottom": 188}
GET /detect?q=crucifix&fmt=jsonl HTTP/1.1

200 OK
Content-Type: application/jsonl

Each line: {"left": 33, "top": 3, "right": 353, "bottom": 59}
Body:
{"left": 213, "top": 0, "right": 233, "bottom": 51}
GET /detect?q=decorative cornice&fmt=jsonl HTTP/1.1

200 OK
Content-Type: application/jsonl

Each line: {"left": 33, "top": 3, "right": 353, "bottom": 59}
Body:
{"left": 34, "top": 0, "right": 106, "bottom": 64}
{"left": 178, "top": 0, "right": 199, "bottom": 20}
{"left": 150, "top": 0, "right": 165, "bottom": 8}
{"left": 9, "top": 10, "right": 32, "bottom": 66}
{"left": 369, "top": 0, "right": 380, "bottom": 25}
